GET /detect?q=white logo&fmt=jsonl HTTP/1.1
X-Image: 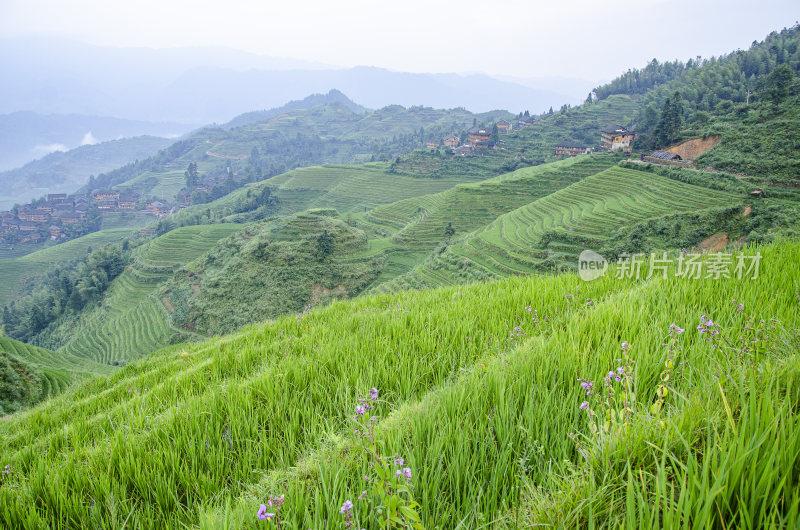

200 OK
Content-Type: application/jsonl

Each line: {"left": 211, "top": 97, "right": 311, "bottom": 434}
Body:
{"left": 578, "top": 250, "right": 607, "bottom": 281}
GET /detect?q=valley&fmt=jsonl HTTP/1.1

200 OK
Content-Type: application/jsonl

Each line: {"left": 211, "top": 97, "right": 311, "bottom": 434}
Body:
{"left": 0, "top": 23, "right": 799, "bottom": 529}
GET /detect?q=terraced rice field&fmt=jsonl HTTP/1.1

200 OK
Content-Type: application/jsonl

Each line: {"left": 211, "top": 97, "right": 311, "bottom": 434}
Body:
{"left": 118, "top": 169, "right": 187, "bottom": 202}
{"left": 387, "top": 166, "right": 742, "bottom": 289}
{"left": 0, "top": 337, "right": 110, "bottom": 401}
{"left": 364, "top": 155, "right": 619, "bottom": 251}
{"left": 57, "top": 224, "right": 244, "bottom": 365}
{"left": 271, "top": 164, "right": 491, "bottom": 214}
{"left": 0, "top": 228, "right": 135, "bottom": 305}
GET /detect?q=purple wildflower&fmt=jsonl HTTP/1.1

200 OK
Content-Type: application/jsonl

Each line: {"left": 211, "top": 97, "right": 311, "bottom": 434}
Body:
{"left": 395, "top": 469, "right": 403, "bottom": 478}
{"left": 621, "top": 341, "right": 630, "bottom": 351}
{"left": 668, "top": 323, "right": 685, "bottom": 334}
{"left": 355, "top": 405, "right": 366, "bottom": 416}
{"left": 394, "top": 457, "right": 404, "bottom": 466}
{"left": 525, "top": 306, "right": 532, "bottom": 312}
{"left": 340, "top": 500, "right": 354, "bottom": 514}
{"left": 580, "top": 401, "right": 589, "bottom": 410}
{"left": 402, "top": 467, "right": 412, "bottom": 479}
{"left": 369, "top": 387, "right": 378, "bottom": 399}
{"left": 257, "top": 504, "right": 275, "bottom": 521}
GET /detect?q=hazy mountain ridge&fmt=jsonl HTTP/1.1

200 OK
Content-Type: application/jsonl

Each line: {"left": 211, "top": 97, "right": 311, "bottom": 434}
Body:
{"left": 0, "top": 37, "right": 580, "bottom": 124}
{"left": 0, "top": 111, "right": 193, "bottom": 172}
{"left": 0, "top": 135, "right": 174, "bottom": 210}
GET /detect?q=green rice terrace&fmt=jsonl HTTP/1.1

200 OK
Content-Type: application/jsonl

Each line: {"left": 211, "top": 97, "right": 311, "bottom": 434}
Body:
{"left": 382, "top": 165, "right": 745, "bottom": 291}
{"left": 0, "top": 336, "right": 110, "bottom": 414}
{"left": 0, "top": 239, "right": 798, "bottom": 528}
{"left": 42, "top": 224, "right": 244, "bottom": 366}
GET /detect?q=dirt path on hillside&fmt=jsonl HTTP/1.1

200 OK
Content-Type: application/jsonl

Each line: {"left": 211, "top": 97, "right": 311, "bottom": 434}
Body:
{"left": 162, "top": 297, "right": 175, "bottom": 313}
{"left": 699, "top": 232, "right": 729, "bottom": 252}
{"left": 665, "top": 136, "right": 721, "bottom": 159}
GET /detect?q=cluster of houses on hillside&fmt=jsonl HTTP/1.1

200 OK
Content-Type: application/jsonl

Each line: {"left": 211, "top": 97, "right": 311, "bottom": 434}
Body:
{"left": 425, "top": 118, "right": 528, "bottom": 156}
{"left": 425, "top": 118, "right": 640, "bottom": 160}
{"left": 552, "top": 125, "right": 637, "bottom": 158}
{"left": 88, "top": 189, "right": 174, "bottom": 217}
{"left": 0, "top": 190, "right": 175, "bottom": 246}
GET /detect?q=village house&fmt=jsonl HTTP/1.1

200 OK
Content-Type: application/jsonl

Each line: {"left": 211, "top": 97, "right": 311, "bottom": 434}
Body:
{"left": 555, "top": 142, "right": 590, "bottom": 157}
{"left": 467, "top": 126, "right": 491, "bottom": 148}
{"left": 453, "top": 145, "right": 475, "bottom": 157}
{"left": 648, "top": 151, "right": 682, "bottom": 161}
{"left": 177, "top": 189, "right": 192, "bottom": 207}
{"left": 18, "top": 208, "right": 49, "bottom": 223}
{"left": 22, "top": 232, "right": 42, "bottom": 244}
{"left": 47, "top": 193, "right": 67, "bottom": 202}
{"left": 443, "top": 135, "right": 459, "bottom": 148}
{"left": 425, "top": 141, "right": 439, "bottom": 150}
{"left": 1, "top": 212, "right": 15, "bottom": 224}
{"left": 49, "top": 225, "right": 64, "bottom": 240}
{"left": 92, "top": 189, "right": 120, "bottom": 201}
{"left": 147, "top": 200, "right": 173, "bottom": 217}
{"left": 59, "top": 212, "right": 85, "bottom": 225}
{"left": 496, "top": 120, "right": 512, "bottom": 134}
{"left": 518, "top": 116, "right": 536, "bottom": 128}
{"left": 97, "top": 198, "right": 118, "bottom": 210}
{"left": 118, "top": 194, "right": 138, "bottom": 209}
{"left": 36, "top": 203, "right": 54, "bottom": 213}
{"left": 17, "top": 220, "right": 40, "bottom": 232}
{"left": 601, "top": 125, "right": 635, "bottom": 151}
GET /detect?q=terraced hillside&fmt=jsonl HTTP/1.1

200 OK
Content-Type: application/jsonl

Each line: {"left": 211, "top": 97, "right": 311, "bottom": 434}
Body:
{"left": 0, "top": 240, "right": 797, "bottom": 528}
{"left": 363, "top": 155, "right": 619, "bottom": 251}
{"left": 0, "top": 335, "right": 110, "bottom": 403}
{"left": 94, "top": 102, "right": 513, "bottom": 201}
{"left": 166, "top": 162, "right": 497, "bottom": 228}
{"left": 0, "top": 227, "right": 136, "bottom": 306}
{"left": 46, "top": 225, "right": 244, "bottom": 366}
{"left": 160, "top": 211, "right": 384, "bottom": 335}
{"left": 385, "top": 165, "right": 743, "bottom": 290}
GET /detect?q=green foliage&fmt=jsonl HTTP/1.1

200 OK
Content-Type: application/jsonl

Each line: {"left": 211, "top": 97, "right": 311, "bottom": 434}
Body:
{"left": 763, "top": 63, "right": 795, "bottom": 107}
{"left": 0, "top": 350, "right": 43, "bottom": 415}
{"left": 0, "top": 241, "right": 797, "bottom": 527}
{"left": 161, "top": 215, "right": 382, "bottom": 336}
{"left": 0, "top": 244, "right": 128, "bottom": 343}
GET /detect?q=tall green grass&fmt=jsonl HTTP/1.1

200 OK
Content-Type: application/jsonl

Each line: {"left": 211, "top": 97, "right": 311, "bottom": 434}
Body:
{"left": 0, "top": 239, "right": 797, "bottom": 528}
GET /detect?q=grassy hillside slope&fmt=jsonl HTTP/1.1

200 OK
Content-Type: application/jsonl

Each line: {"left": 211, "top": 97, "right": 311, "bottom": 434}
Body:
{"left": 0, "top": 336, "right": 109, "bottom": 414}
{"left": 160, "top": 211, "right": 384, "bottom": 336}
{"left": 165, "top": 161, "right": 499, "bottom": 229}
{"left": 39, "top": 225, "right": 244, "bottom": 366}
{"left": 0, "top": 240, "right": 796, "bottom": 528}
{"left": 384, "top": 165, "right": 744, "bottom": 290}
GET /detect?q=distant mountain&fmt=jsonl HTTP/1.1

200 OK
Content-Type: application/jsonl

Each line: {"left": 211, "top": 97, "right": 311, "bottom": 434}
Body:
{"left": 0, "top": 135, "right": 174, "bottom": 210}
{"left": 222, "top": 89, "right": 369, "bottom": 129}
{"left": 0, "top": 111, "right": 193, "bottom": 172}
{"left": 0, "top": 37, "right": 579, "bottom": 124}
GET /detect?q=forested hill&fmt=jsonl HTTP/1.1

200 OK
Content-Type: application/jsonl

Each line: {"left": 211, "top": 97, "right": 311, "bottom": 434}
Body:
{"left": 80, "top": 100, "right": 514, "bottom": 198}
{"left": 591, "top": 25, "right": 800, "bottom": 180}
{"left": 222, "top": 89, "right": 368, "bottom": 129}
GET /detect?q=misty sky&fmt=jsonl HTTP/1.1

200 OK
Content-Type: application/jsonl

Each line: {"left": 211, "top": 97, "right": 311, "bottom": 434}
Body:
{"left": 1, "top": 0, "right": 797, "bottom": 82}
